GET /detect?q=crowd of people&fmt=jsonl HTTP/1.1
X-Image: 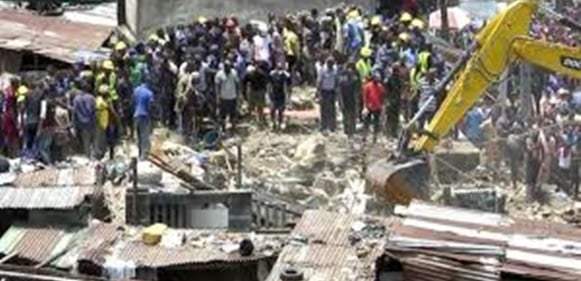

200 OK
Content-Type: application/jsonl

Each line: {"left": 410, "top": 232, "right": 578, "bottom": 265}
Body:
{"left": 0, "top": 2, "right": 579, "bottom": 201}
{"left": 457, "top": 4, "right": 581, "bottom": 200}
{"left": 0, "top": 3, "right": 443, "bottom": 161}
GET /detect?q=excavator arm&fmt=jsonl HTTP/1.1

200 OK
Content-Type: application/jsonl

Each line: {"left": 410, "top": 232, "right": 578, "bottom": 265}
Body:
{"left": 415, "top": 36, "right": 581, "bottom": 152}
{"left": 512, "top": 37, "right": 581, "bottom": 78}
{"left": 367, "top": 0, "right": 581, "bottom": 205}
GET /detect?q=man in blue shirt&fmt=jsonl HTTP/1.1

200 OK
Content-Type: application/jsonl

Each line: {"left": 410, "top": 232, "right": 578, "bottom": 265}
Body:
{"left": 72, "top": 81, "right": 96, "bottom": 158}
{"left": 133, "top": 82, "right": 154, "bottom": 160}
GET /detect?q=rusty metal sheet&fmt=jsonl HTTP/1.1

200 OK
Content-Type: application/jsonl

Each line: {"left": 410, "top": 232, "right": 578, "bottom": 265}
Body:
{"left": 266, "top": 210, "right": 393, "bottom": 281}
{"left": 0, "top": 9, "right": 112, "bottom": 63}
{"left": 0, "top": 187, "right": 93, "bottom": 209}
{"left": 0, "top": 226, "right": 77, "bottom": 264}
{"left": 117, "top": 241, "right": 264, "bottom": 268}
{"left": 11, "top": 167, "right": 96, "bottom": 188}
{"left": 388, "top": 201, "right": 581, "bottom": 281}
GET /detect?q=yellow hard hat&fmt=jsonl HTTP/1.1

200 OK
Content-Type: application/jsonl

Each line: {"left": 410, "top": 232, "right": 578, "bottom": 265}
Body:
{"left": 102, "top": 60, "right": 114, "bottom": 70}
{"left": 398, "top": 32, "right": 411, "bottom": 42}
{"left": 410, "top": 18, "right": 425, "bottom": 29}
{"left": 148, "top": 34, "right": 160, "bottom": 43}
{"left": 197, "top": 16, "right": 207, "bottom": 24}
{"left": 115, "top": 41, "right": 127, "bottom": 51}
{"left": 16, "top": 85, "right": 28, "bottom": 102}
{"left": 98, "top": 84, "right": 109, "bottom": 94}
{"left": 360, "top": 47, "right": 373, "bottom": 57}
{"left": 400, "top": 12, "right": 412, "bottom": 22}
{"left": 370, "top": 16, "right": 382, "bottom": 26}
{"left": 347, "top": 10, "right": 359, "bottom": 20}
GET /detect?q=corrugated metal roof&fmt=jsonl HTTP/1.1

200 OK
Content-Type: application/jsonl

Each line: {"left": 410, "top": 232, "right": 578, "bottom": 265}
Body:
{"left": 54, "top": 223, "right": 121, "bottom": 269}
{"left": 0, "top": 225, "right": 78, "bottom": 264}
{"left": 62, "top": 2, "right": 117, "bottom": 27}
{"left": 266, "top": 210, "right": 393, "bottom": 281}
{"left": 0, "top": 187, "right": 93, "bottom": 209}
{"left": 9, "top": 167, "right": 96, "bottom": 188}
{"left": 115, "top": 240, "right": 264, "bottom": 268}
{"left": 0, "top": 9, "right": 112, "bottom": 63}
{"left": 388, "top": 201, "right": 581, "bottom": 281}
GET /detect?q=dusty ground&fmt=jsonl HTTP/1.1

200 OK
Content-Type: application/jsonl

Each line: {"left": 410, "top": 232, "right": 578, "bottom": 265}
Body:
{"left": 101, "top": 86, "right": 581, "bottom": 226}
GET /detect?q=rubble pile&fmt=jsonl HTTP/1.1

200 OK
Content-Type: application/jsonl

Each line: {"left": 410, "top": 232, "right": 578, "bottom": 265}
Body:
{"left": 210, "top": 130, "right": 397, "bottom": 214}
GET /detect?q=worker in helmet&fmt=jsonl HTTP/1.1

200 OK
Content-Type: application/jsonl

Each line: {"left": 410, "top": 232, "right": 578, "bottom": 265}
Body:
{"left": 356, "top": 47, "right": 373, "bottom": 82}
{"left": 356, "top": 47, "right": 373, "bottom": 120}
{"left": 95, "top": 60, "right": 118, "bottom": 102}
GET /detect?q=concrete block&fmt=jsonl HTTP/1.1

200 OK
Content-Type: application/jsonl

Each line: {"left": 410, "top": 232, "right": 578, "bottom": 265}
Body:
{"left": 433, "top": 141, "right": 480, "bottom": 184}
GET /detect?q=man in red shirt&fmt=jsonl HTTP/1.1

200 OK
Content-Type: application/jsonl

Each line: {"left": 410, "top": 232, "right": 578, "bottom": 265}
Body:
{"left": 362, "top": 73, "right": 386, "bottom": 139}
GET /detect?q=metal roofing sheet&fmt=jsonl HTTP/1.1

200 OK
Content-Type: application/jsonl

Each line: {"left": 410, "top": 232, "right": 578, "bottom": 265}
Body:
{"left": 0, "top": 187, "right": 92, "bottom": 209}
{"left": 53, "top": 223, "right": 121, "bottom": 269}
{"left": 10, "top": 167, "right": 96, "bottom": 187}
{"left": 116, "top": 241, "right": 262, "bottom": 268}
{"left": 266, "top": 210, "right": 392, "bottom": 281}
{"left": 389, "top": 201, "right": 581, "bottom": 281}
{"left": 0, "top": 9, "right": 111, "bottom": 63}
{"left": 0, "top": 226, "right": 78, "bottom": 264}
{"left": 401, "top": 256, "right": 500, "bottom": 281}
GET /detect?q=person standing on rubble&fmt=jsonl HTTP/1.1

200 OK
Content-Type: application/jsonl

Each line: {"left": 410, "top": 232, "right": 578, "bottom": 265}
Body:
{"left": 524, "top": 136, "right": 542, "bottom": 202}
{"left": 243, "top": 62, "right": 269, "bottom": 125}
{"left": 72, "top": 81, "right": 96, "bottom": 159}
{"left": 175, "top": 62, "right": 195, "bottom": 137}
{"left": 386, "top": 61, "right": 405, "bottom": 137}
{"left": 133, "top": 80, "right": 154, "bottom": 160}
{"left": 571, "top": 125, "right": 580, "bottom": 199}
{"left": 337, "top": 61, "right": 360, "bottom": 136}
{"left": 317, "top": 57, "right": 338, "bottom": 133}
{"left": 1, "top": 78, "right": 22, "bottom": 157}
{"left": 269, "top": 62, "right": 291, "bottom": 131}
{"left": 22, "top": 82, "right": 45, "bottom": 159}
{"left": 215, "top": 61, "right": 240, "bottom": 133}
{"left": 95, "top": 85, "right": 110, "bottom": 159}
{"left": 362, "top": 72, "right": 386, "bottom": 141}
{"left": 416, "top": 68, "right": 438, "bottom": 128}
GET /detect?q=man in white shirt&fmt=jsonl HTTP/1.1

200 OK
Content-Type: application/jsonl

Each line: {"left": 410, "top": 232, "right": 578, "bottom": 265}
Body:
{"left": 215, "top": 61, "right": 240, "bottom": 132}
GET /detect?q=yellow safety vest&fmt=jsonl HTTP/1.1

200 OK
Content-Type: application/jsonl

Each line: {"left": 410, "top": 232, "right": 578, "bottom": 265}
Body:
{"left": 356, "top": 59, "right": 372, "bottom": 81}
{"left": 418, "top": 51, "right": 431, "bottom": 74}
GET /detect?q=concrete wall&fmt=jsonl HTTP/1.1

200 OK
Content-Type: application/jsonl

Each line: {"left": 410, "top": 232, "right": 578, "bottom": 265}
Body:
{"left": 126, "top": 190, "right": 253, "bottom": 231}
{"left": 126, "top": 0, "right": 373, "bottom": 38}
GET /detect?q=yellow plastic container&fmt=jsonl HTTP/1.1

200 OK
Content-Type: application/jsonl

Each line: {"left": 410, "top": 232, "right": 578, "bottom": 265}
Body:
{"left": 142, "top": 223, "right": 167, "bottom": 245}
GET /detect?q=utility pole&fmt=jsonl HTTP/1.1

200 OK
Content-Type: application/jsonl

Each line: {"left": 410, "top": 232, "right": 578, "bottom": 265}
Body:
{"left": 439, "top": 0, "right": 450, "bottom": 41}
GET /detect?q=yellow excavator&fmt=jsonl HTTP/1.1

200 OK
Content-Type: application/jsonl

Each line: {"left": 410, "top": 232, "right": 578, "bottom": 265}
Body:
{"left": 367, "top": 0, "right": 581, "bottom": 205}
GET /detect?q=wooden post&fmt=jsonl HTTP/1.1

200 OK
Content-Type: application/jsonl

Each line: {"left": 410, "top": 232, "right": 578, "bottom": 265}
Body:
{"left": 439, "top": 0, "right": 450, "bottom": 41}
{"left": 132, "top": 157, "right": 139, "bottom": 225}
{"left": 237, "top": 142, "right": 242, "bottom": 189}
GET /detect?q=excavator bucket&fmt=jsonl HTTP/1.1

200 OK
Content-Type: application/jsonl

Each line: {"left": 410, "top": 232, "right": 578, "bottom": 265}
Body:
{"left": 366, "top": 158, "right": 431, "bottom": 205}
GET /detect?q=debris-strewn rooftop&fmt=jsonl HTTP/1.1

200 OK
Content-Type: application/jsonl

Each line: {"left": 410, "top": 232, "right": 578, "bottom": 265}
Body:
{"left": 8, "top": 167, "right": 96, "bottom": 188}
{"left": 266, "top": 210, "right": 393, "bottom": 281}
{"left": 0, "top": 222, "right": 286, "bottom": 272}
{"left": 0, "top": 9, "right": 112, "bottom": 63}
{"left": 0, "top": 223, "right": 118, "bottom": 268}
{"left": 388, "top": 201, "right": 581, "bottom": 281}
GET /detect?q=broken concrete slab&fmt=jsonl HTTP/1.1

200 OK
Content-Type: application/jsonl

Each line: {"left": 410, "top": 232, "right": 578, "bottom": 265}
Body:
{"left": 432, "top": 141, "right": 480, "bottom": 184}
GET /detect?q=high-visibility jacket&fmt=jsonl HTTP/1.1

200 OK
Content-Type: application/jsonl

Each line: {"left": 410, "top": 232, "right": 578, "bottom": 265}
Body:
{"left": 283, "top": 29, "right": 300, "bottom": 57}
{"left": 96, "top": 72, "right": 118, "bottom": 101}
{"left": 409, "top": 66, "right": 423, "bottom": 96}
{"left": 356, "top": 58, "right": 372, "bottom": 81}
{"left": 418, "top": 51, "right": 431, "bottom": 74}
